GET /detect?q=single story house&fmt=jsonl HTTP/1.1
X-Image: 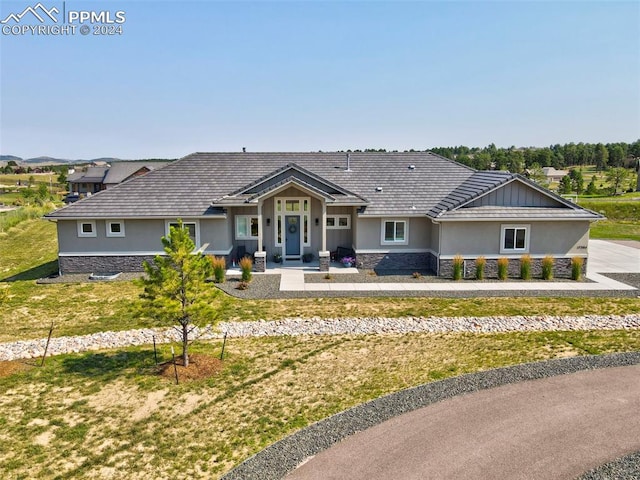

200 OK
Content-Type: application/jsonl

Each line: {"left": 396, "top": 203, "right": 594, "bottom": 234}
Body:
{"left": 541, "top": 166, "right": 569, "bottom": 182}
{"left": 46, "top": 152, "right": 602, "bottom": 278}
{"left": 66, "top": 161, "right": 169, "bottom": 201}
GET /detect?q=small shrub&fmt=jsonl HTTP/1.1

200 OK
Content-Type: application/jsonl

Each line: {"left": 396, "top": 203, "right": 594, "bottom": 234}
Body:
{"left": 210, "top": 256, "right": 226, "bottom": 283}
{"left": 239, "top": 257, "right": 253, "bottom": 282}
{"left": 475, "top": 256, "right": 486, "bottom": 280}
{"left": 571, "top": 257, "right": 584, "bottom": 281}
{"left": 412, "top": 272, "right": 422, "bottom": 279}
{"left": 302, "top": 253, "right": 314, "bottom": 263}
{"left": 520, "top": 254, "right": 532, "bottom": 280}
{"left": 497, "top": 257, "right": 509, "bottom": 280}
{"left": 273, "top": 253, "right": 282, "bottom": 263}
{"left": 452, "top": 255, "right": 464, "bottom": 281}
{"left": 236, "top": 281, "right": 249, "bottom": 290}
{"left": 324, "top": 273, "right": 333, "bottom": 280}
{"left": 541, "top": 255, "right": 554, "bottom": 280}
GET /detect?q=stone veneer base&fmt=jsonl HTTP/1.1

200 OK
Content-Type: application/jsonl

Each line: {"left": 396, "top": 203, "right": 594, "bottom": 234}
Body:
{"left": 59, "top": 255, "right": 155, "bottom": 275}
{"left": 357, "top": 252, "right": 437, "bottom": 272}
{"left": 438, "top": 257, "right": 588, "bottom": 279}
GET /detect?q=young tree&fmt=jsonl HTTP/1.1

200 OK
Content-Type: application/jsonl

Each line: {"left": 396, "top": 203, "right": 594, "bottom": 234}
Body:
{"left": 36, "top": 183, "right": 49, "bottom": 202}
{"left": 586, "top": 176, "right": 598, "bottom": 195}
{"left": 559, "top": 175, "right": 572, "bottom": 194}
{"left": 569, "top": 169, "right": 584, "bottom": 195}
{"left": 527, "top": 163, "right": 550, "bottom": 188}
{"left": 138, "top": 221, "right": 214, "bottom": 367}
{"left": 605, "top": 167, "right": 629, "bottom": 195}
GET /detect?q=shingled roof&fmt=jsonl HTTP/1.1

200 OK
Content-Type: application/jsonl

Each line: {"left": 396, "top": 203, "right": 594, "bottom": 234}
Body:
{"left": 45, "top": 152, "right": 601, "bottom": 220}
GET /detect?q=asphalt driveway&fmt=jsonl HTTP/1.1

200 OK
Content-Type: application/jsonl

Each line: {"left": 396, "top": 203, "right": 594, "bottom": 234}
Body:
{"left": 286, "top": 365, "right": 640, "bottom": 480}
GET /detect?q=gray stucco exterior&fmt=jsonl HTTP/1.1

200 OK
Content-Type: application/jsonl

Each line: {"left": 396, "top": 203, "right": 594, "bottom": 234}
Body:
{"left": 47, "top": 152, "right": 602, "bottom": 276}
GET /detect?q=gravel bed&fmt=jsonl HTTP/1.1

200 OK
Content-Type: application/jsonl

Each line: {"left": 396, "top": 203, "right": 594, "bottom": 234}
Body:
{"left": 222, "top": 352, "right": 640, "bottom": 480}
{"left": 579, "top": 451, "right": 640, "bottom": 479}
{"left": 603, "top": 273, "right": 640, "bottom": 290}
{"left": 305, "top": 271, "right": 580, "bottom": 283}
{"left": 213, "top": 275, "right": 282, "bottom": 299}
{"left": 2, "top": 314, "right": 639, "bottom": 361}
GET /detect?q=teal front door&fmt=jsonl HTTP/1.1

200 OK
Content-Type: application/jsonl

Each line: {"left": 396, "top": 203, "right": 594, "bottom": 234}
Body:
{"left": 285, "top": 215, "right": 300, "bottom": 256}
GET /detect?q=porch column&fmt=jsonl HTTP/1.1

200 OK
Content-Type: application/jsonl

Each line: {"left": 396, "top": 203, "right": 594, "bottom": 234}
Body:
{"left": 257, "top": 200, "right": 263, "bottom": 252}
{"left": 321, "top": 201, "right": 327, "bottom": 251}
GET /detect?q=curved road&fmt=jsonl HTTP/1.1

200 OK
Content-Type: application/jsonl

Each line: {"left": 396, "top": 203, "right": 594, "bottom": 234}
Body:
{"left": 287, "top": 365, "right": 640, "bottom": 480}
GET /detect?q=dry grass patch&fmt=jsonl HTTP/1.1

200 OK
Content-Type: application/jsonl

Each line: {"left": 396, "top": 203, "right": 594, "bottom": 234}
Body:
{"left": 0, "top": 360, "right": 33, "bottom": 378}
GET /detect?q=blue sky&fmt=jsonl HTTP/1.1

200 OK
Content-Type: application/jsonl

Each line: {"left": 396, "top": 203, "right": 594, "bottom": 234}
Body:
{"left": 1, "top": 1, "right": 639, "bottom": 159}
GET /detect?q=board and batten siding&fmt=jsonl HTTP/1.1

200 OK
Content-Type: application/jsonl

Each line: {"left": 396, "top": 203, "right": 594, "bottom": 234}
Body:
{"left": 326, "top": 206, "right": 354, "bottom": 252}
{"left": 439, "top": 221, "right": 590, "bottom": 257}
{"left": 467, "top": 181, "right": 561, "bottom": 208}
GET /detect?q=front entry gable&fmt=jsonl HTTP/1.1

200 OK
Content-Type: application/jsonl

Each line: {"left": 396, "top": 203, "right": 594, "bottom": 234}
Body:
{"left": 213, "top": 163, "right": 368, "bottom": 206}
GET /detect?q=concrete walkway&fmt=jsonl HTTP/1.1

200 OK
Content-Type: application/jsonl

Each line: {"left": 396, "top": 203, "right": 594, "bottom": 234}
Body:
{"left": 268, "top": 240, "right": 639, "bottom": 292}
{"left": 286, "top": 364, "right": 640, "bottom": 480}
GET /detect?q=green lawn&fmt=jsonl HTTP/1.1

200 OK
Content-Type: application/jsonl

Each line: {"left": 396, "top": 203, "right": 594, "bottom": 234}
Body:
{"left": 1, "top": 329, "right": 639, "bottom": 479}
{"left": 582, "top": 198, "right": 640, "bottom": 241}
{"left": 590, "top": 221, "right": 640, "bottom": 241}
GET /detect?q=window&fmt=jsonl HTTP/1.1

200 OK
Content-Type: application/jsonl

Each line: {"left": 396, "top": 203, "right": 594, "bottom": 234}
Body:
{"left": 326, "top": 215, "right": 351, "bottom": 230}
{"left": 381, "top": 219, "right": 408, "bottom": 244}
{"left": 285, "top": 200, "right": 300, "bottom": 212}
{"left": 236, "top": 216, "right": 259, "bottom": 240}
{"left": 77, "top": 220, "right": 96, "bottom": 237}
{"left": 106, "top": 220, "right": 125, "bottom": 237}
{"left": 167, "top": 221, "right": 198, "bottom": 246}
{"left": 501, "top": 225, "right": 529, "bottom": 253}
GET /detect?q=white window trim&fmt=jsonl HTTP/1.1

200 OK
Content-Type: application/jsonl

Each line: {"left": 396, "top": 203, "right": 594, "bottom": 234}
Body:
{"left": 165, "top": 220, "right": 200, "bottom": 247}
{"left": 381, "top": 219, "right": 409, "bottom": 245}
{"left": 326, "top": 214, "right": 351, "bottom": 230}
{"left": 500, "top": 224, "right": 530, "bottom": 253}
{"left": 235, "top": 215, "right": 259, "bottom": 240}
{"left": 77, "top": 220, "right": 97, "bottom": 238}
{"left": 106, "top": 220, "right": 125, "bottom": 238}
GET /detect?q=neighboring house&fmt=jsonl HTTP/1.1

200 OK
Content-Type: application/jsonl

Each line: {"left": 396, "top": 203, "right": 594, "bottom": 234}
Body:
{"left": 541, "top": 167, "right": 569, "bottom": 182}
{"left": 66, "top": 162, "right": 169, "bottom": 201}
{"left": 101, "top": 161, "right": 170, "bottom": 188}
{"left": 46, "top": 152, "right": 602, "bottom": 277}
{"left": 67, "top": 166, "right": 110, "bottom": 198}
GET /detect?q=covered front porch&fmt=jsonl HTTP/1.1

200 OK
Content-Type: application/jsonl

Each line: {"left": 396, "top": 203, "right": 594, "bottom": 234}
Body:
{"left": 212, "top": 164, "right": 367, "bottom": 272}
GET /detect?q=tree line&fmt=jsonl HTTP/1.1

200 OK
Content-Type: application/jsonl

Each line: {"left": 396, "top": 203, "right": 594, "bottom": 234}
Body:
{"left": 429, "top": 140, "right": 640, "bottom": 173}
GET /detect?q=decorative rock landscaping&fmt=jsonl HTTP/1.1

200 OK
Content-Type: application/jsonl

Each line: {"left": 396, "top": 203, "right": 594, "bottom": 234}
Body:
{"left": 1, "top": 314, "right": 639, "bottom": 361}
